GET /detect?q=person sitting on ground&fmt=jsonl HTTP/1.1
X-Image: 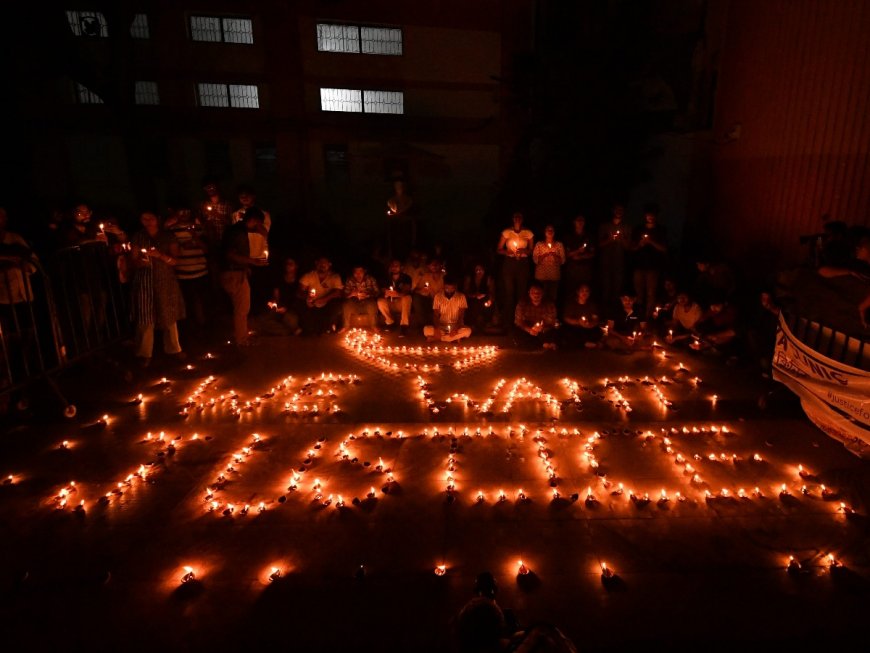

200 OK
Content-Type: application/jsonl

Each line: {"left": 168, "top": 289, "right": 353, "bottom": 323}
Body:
{"left": 652, "top": 276, "right": 679, "bottom": 325}
{"left": 341, "top": 264, "right": 379, "bottom": 331}
{"left": 455, "top": 572, "right": 520, "bottom": 653}
{"left": 377, "top": 258, "right": 413, "bottom": 337}
{"left": 603, "top": 293, "right": 642, "bottom": 352}
{"left": 513, "top": 283, "right": 558, "bottom": 350}
{"left": 257, "top": 257, "right": 303, "bottom": 336}
{"left": 299, "top": 256, "right": 344, "bottom": 335}
{"left": 412, "top": 257, "right": 445, "bottom": 326}
{"left": 665, "top": 291, "right": 703, "bottom": 345}
{"left": 403, "top": 249, "right": 428, "bottom": 290}
{"left": 424, "top": 276, "right": 471, "bottom": 343}
{"left": 692, "top": 292, "right": 739, "bottom": 354}
{"left": 463, "top": 261, "right": 498, "bottom": 332}
{"left": 561, "top": 283, "right": 601, "bottom": 349}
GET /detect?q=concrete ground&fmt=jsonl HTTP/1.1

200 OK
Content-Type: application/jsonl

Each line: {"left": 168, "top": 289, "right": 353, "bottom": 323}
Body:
{"left": 1, "top": 329, "right": 868, "bottom": 652}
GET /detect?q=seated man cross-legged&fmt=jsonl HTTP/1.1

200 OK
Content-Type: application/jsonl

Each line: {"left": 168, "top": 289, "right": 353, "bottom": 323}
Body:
{"left": 342, "top": 264, "right": 379, "bottom": 331}
{"left": 377, "top": 259, "right": 413, "bottom": 337}
{"left": 423, "top": 277, "right": 472, "bottom": 342}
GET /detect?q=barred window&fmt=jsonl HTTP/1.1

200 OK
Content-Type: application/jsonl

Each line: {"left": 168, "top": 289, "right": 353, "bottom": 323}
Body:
{"left": 229, "top": 84, "right": 259, "bottom": 108}
{"left": 190, "top": 15, "right": 253, "bottom": 44}
{"left": 361, "top": 27, "right": 403, "bottom": 55}
{"left": 198, "top": 83, "right": 259, "bottom": 109}
{"left": 320, "top": 88, "right": 362, "bottom": 113}
{"left": 316, "top": 23, "right": 402, "bottom": 56}
{"left": 364, "top": 90, "right": 403, "bottom": 114}
{"left": 130, "top": 13, "right": 150, "bottom": 39}
{"left": 316, "top": 24, "right": 360, "bottom": 53}
{"left": 320, "top": 88, "right": 403, "bottom": 114}
{"left": 135, "top": 81, "right": 160, "bottom": 105}
{"left": 75, "top": 82, "right": 104, "bottom": 104}
{"left": 197, "top": 83, "right": 229, "bottom": 107}
{"left": 66, "top": 10, "right": 108, "bottom": 37}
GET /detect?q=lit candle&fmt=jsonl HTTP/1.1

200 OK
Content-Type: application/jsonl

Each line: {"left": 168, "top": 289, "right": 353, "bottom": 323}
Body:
{"left": 181, "top": 566, "right": 196, "bottom": 584}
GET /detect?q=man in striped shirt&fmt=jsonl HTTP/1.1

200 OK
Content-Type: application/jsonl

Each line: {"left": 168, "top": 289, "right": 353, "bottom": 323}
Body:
{"left": 423, "top": 277, "right": 471, "bottom": 342}
{"left": 166, "top": 207, "right": 209, "bottom": 334}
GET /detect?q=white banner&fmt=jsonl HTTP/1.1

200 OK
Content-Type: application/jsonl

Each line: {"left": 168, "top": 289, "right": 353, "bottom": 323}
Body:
{"left": 773, "top": 314, "right": 870, "bottom": 456}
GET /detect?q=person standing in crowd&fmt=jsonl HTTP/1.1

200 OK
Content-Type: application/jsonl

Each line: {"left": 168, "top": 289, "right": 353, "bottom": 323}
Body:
{"left": 129, "top": 211, "right": 185, "bottom": 367}
{"left": 299, "top": 256, "right": 343, "bottom": 335}
{"left": 563, "top": 214, "right": 595, "bottom": 298}
{"left": 341, "top": 264, "right": 379, "bottom": 331}
{"left": 597, "top": 203, "right": 630, "bottom": 309}
{"left": 199, "top": 179, "right": 233, "bottom": 286}
{"left": 497, "top": 211, "right": 534, "bottom": 330}
{"left": 561, "top": 283, "right": 601, "bottom": 349}
{"left": 220, "top": 207, "right": 268, "bottom": 347}
{"left": 631, "top": 207, "right": 668, "bottom": 320}
{"left": 424, "top": 276, "right": 471, "bottom": 342}
{"left": 377, "top": 258, "right": 413, "bottom": 337}
{"left": 403, "top": 249, "right": 428, "bottom": 292}
{"left": 513, "top": 283, "right": 558, "bottom": 350}
{"left": 463, "top": 262, "right": 497, "bottom": 332}
{"left": 165, "top": 206, "right": 208, "bottom": 337}
{"left": 532, "top": 224, "right": 565, "bottom": 303}
{"left": 385, "top": 178, "right": 417, "bottom": 261}
{"left": 412, "top": 257, "right": 445, "bottom": 326}
{"left": 232, "top": 185, "right": 271, "bottom": 314}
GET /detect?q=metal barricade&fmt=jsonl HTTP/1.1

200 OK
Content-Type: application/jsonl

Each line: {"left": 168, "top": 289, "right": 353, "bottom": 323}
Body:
{"left": 0, "top": 242, "right": 129, "bottom": 415}
{"left": 784, "top": 313, "right": 870, "bottom": 371}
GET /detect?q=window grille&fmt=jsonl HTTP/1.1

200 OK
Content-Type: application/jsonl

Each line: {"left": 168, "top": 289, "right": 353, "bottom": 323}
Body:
{"left": 66, "top": 10, "right": 108, "bottom": 37}
{"left": 361, "top": 27, "right": 402, "bottom": 55}
{"left": 364, "top": 90, "right": 403, "bottom": 114}
{"left": 130, "top": 13, "right": 150, "bottom": 39}
{"left": 198, "top": 83, "right": 259, "bottom": 109}
{"left": 321, "top": 88, "right": 403, "bottom": 114}
{"left": 197, "top": 83, "right": 229, "bottom": 107}
{"left": 229, "top": 84, "right": 259, "bottom": 108}
{"left": 320, "top": 88, "right": 363, "bottom": 113}
{"left": 222, "top": 17, "right": 254, "bottom": 44}
{"left": 316, "top": 24, "right": 360, "bottom": 53}
{"left": 135, "top": 81, "right": 160, "bottom": 105}
{"left": 190, "top": 15, "right": 253, "bottom": 43}
{"left": 316, "top": 23, "right": 401, "bottom": 56}
{"left": 75, "top": 82, "right": 104, "bottom": 104}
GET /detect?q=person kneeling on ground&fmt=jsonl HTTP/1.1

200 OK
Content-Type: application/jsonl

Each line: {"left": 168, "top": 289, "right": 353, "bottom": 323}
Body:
{"left": 561, "top": 283, "right": 602, "bottom": 349}
{"left": 423, "top": 276, "right": 471, "bottom": 342}
{"left": 512, "top": 283, "right": 558, "bottom": 350}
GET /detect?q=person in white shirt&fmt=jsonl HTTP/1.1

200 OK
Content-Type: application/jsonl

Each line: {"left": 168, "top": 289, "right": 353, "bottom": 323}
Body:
{"left": 423, "top": 277, "right": 471, "bottom": 342}
{"left": 299, "top": 257, "right": 343, "bottom": 334}
{"left": 497, "top": 211, "right": 533, "bottom": 329}
{"left": 232, "top": 186, "right": 271, "bottom": 313}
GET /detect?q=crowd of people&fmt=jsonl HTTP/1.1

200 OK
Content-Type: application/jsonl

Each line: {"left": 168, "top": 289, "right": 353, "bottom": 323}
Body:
{"left": 2, "top": 180, "right": 869, "bottom": 376}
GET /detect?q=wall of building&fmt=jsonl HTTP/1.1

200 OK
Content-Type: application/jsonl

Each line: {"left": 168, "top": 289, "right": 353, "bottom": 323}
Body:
{"left": 712, "top": 0, "right": 870, "bottom": 272}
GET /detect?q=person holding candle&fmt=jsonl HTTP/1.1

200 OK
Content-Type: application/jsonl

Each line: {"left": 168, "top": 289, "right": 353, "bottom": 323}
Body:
{"left": 631, "top": 207, "right": 668, "bottom": 321}
{"left": 219, "top": 207, "right": 268, "bottom": 346}
{"left": 257, "top": 257, "right": 303, "bottom": 336}
{"left": 377, "top": 258, "right": 413, "bottom": 336}
{"left": 164, "top": 206, "right": 209, "bottom": 338}
{"left": 497, "top": 211, "right": 534, "bottom": 330}
{"left": 563, "top": 213, "right": 596, "bottom": 298}
{"left": 597, "top": 202, "right": 630, "bottom": 309}
{"left": 341, "top": 264, "right": 379, "bottom": 331}
{"left": 532, "top": 224, "right": 566, "bottom": 304}
{"left": 129, "top": 211, "right": 185, "bottom": 366}
{"left": 513, "top": 283, "right": 558, "bottom": 350}
{"left": 561, "top": 283, "right": 602, "bottom": 349}
{"left": 231, "top": 186, "right": 271, "bottom": 315}
{"left": 412, "top": 257, "right": 445, "bottom": 327}
{"left": 603, "top": 293, "right": 641, "bottom": 352}
{"left": 199, "top": 179, "right": 233, "bottom": 289}
{"left": 665, "top": 291, "right": 702, "bottom": 345}
{"left": 424, "top": 277, "right": 471, "bottom": 342}
{"left": 463, "top": 261, "right": 497, "bottom": 332}
{"left": 299, "top": 256, "right": 344, "bottom": 335}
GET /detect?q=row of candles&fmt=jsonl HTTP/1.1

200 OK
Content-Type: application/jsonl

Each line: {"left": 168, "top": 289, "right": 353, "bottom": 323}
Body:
{"left": 344, "top": 329, "right": 498, "bottom": 372}
{"left": 176, "top": 548, "right": 850, "bottom": 588}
